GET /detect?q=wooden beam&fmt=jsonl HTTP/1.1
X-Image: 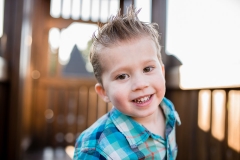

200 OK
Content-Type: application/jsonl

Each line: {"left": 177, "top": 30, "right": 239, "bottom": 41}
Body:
{"left": 47, "top": 18, "right": 99, "bottom": 29}
{"left": 152, "top": 0, "right": 167, "bottom": 61}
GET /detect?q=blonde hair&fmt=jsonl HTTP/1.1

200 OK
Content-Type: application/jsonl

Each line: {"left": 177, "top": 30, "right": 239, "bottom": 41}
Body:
{"left": 90, "top": 6, "right": 162, "bottom": 84}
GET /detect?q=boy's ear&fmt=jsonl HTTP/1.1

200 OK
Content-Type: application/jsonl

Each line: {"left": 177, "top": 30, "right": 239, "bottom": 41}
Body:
{"left": 95, "top": 83, "right": 110, "bottom": 103}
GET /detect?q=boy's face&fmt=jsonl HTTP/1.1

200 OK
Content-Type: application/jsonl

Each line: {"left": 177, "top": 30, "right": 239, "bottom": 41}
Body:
{"left": 95, "top": 37, "right": 165, "bottom": 121}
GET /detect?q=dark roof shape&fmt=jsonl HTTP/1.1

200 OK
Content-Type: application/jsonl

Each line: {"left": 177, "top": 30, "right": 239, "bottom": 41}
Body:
{"left": 62, "top": 45, "right": 93, "bottom": 77}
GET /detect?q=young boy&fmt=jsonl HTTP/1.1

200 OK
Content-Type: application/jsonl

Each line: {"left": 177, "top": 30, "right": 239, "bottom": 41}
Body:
{"left": 74, "top": 6, "right": 181, "bottom": 160}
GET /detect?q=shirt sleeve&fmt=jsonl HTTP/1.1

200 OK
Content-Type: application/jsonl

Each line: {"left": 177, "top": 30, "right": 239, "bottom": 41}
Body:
{"left": 73, "top": 148, "right": 107, "bottom": 160}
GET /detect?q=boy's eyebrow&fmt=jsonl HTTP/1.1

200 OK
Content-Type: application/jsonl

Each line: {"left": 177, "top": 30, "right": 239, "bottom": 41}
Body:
{"left": 109, "top": 66, "right": 129, "bottom": 77}
{"left": 109, "top": 59, "right": 158, "bottom": 76}
{"left": 144, "top": 59, "right": 158, "bottom": 64}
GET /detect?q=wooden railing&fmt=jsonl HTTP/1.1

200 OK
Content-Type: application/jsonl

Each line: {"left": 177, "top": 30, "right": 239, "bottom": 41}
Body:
{"left": 166, "top": 88, "right": 240, "bottom": 160}
{"left": 31, "top": 78, "right": 111, "bottom": 148}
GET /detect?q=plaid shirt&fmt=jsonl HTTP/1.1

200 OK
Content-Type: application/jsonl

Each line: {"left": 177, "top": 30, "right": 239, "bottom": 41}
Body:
{"left": 74, "top": 97, "right": 181, "bottom": 160}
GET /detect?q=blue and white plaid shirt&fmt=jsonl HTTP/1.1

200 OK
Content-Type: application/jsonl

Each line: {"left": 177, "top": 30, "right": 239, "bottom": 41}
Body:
{"left": 74, "top": 97, "right": 181, "bottom": 160}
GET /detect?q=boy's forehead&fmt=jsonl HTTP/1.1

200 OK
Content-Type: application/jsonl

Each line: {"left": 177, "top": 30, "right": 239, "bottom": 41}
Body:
{"left": 98, "top": 37, "right": 159, "bottom": 66}
{"left": 98, "top": 36, "right": 155, "bottom": 51}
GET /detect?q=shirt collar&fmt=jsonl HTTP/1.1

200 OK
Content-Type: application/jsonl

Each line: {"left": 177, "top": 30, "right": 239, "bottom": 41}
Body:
{"left": 110, "top": 97, "right": 181, "bottom": 148}
{"left": 161, "top": 97, "right": 181, "bottom": 127}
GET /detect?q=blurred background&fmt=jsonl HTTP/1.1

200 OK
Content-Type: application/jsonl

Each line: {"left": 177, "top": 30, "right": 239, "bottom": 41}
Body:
{"left": 0, "top": 0, "right": 239, "bottom": 159}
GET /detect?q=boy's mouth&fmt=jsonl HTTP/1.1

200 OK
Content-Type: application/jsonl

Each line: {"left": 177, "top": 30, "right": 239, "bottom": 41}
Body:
{"left": 132, "top": 95, "right": 153, "bottom": 104}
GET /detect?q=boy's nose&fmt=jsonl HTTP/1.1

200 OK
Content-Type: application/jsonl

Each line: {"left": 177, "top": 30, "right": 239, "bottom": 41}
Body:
{"left": 131, "top": 79, "right": 149, "bottom": 91}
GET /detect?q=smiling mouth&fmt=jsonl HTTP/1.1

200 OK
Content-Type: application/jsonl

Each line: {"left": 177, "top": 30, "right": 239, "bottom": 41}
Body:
{"left": 132, "top": 95, "right": 153, "bottom": 104}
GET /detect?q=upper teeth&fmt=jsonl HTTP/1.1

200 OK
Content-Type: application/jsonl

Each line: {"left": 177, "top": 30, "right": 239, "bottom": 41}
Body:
{"left": 134, "top": 96, "right": 150, "bottom": 103}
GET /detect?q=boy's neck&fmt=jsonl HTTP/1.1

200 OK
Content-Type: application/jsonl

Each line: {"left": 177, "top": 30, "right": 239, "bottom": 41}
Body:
{"left": 133, "top": 107, "right": 166, "bottom": 138}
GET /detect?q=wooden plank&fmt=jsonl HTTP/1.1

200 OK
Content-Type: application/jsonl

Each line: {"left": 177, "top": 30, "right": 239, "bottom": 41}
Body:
{"left": 32, "top": 85, "right": 48, "bottom": 148}
{"left": 210, "top": 137, "right": 223, "bottom": 160}
{"left": 47, "top": 17, "right": 98, "bottom": 29}
{"left": 166, "top": 90, "right": 186, "bottom": 160}
{"left": 44, "top": 88, "right": 52, "bottom": 147}
{"left": 77, "top": 86, "right": 89, "bottom": 134}
{"left": 226, "top": 90, "right": 240, "bottom": 160}
{"left": 52, "top": 88, "right": 62, "bottom": 147}
{"left": 196, "top": 129, "right": 211, "bottom": 160}
{"left": 38, "top": 77, "right": 96, "bottom": 88}
{"left": 65, "top": 89, "right": 79, "bottom": 146}
{"left": 4, "top": 0, "right": 26, "bottom": 158}
{"left": 31, "top": 0, "right": 50, "bottom": 78}
{"left": 196, "top": 90, "right": 211, "bottom": 160}
{"left": 87, "top": 86, "right": 98, "bottom": 127}
{"left": 166, "top": 90, "right": 199, "bottom": 160}
{"left": 0, "top": 83, "right": 9, "bottom": 159}
{"left": 210, "top": 90, "right": 226, "bottom": 160}
{"left": 152, "top": 0, "right": 167, "bottom": 64}
{"left": 188, "top": 90, "right": 199, "bottom": 160}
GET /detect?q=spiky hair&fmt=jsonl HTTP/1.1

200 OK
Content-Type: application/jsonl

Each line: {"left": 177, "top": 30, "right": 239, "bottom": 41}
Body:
{"left": 90, "top": 6, "right": 162, "bottom": 84}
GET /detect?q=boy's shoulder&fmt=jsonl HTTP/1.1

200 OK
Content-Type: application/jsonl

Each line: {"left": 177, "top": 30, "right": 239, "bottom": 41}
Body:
{"left": 76, "top": 113, "right": 112, "bottom": 147}
{"left": 74, "top": 109, "right": 133, "bottom": 159}
{"left": 75, "top": 107, "right": 159, "bottom": 159}
{"left": 75, "top": 109, "right": 128, "bottom": 150}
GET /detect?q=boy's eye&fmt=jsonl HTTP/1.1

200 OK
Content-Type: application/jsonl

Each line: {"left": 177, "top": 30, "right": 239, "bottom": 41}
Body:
{"left": 116, "top": 74, "right": 129, "bottom": 80}
{"left": 143, "top": 66, "right": 154, "bottom": 73}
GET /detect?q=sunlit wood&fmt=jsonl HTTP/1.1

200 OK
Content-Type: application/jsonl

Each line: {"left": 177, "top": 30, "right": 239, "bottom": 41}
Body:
{"left": 91, "top": 0, "right": 100, "bottom": 22}
{"left": 198, "top": 90, "right": 211, "bottom": 131}
{"left": 81, "top": 0, "right": 91, "bottom": 21}
{"left": 62, "top": 0, "right": 71, "bottom": 19}
{"left": 0, "top": 0, "right": 4, "bottom": 37}
{"left": 71, "top": 0, "right": 81, "bottom": 20}
{"left": 50, "top": 0, "right": 61, "bottom": 18}
{"left": 211, "top": 90, "right": 226, "bottom": 141}
{"left": 65, "top": 145, "right": 75, "bottom": 159}
{"left": 228, "top": 90, "right": 240, "bottom": 152}
{"left": 0, "top": 57, "right": 7, "bottom": 81}
{"left": 179, "top": 65, "right": 240, "bottom": 89}
{"left": 100, "top": 0, "right": 109, "bottom": 23}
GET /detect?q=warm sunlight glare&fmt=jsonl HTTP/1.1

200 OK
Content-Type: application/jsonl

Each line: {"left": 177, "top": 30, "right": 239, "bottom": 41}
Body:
{"left": 81, "top": 0, "right": 91, "bottom": 21}
{"left": 167, "top": 0, "right": 240, "bottom": 89}
{"left": 0, "top": 0, "right": 4, "bottom": 37}
{"left": 71, "top": 0, "right": 81, "bottom": 20}
{"left": 211, "top": 90, "right": 226, "bottom": 141}
{"left": 65, "top": 145, "right": 75, "bottom": 159}
{"left": 166, "top": 0, "right": 240, "bottom": 66}
{"left": 228, "top": 90, "right": 240, "bottom": 152}
{"left": 91, "top": 0, "right": 100, "bottom": 22}
{"left": 62, "top": 0, "right": 71, "bottom": 19}
{"left": 179, "top": 64, "right": 240, "bottom": 89}
{"left": 100, "top": 0, "right": 109, "bottom": 23}
{"left": 50, "top": 0, "right": 61, "bottom": 18}
{"left": 134, "top": 0, "right": 152, "bottom": 22}
{"left": 109, "top": 0, "right": 119, "bottom": 17}
{"left": 48, "top": 28, "right": 60, "bottom": 53}
{"left": 198, "top": 90, "right": 211, "bottom": 132}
